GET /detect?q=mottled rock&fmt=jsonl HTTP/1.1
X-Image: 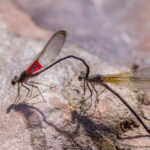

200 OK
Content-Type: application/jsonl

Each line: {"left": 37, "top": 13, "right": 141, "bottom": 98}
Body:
{"left": 0, "top": 1, "right": 150, "bottom": 150}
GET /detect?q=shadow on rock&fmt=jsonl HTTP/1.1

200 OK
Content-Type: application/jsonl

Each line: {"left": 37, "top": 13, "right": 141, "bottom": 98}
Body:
{"left": 6, "top": 103, "right": 150, "bottom": 150}
{"left": 6, "top": 103, "right": 84, "bottom": 150}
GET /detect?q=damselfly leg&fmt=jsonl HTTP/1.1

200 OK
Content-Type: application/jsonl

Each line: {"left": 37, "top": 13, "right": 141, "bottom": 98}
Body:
{"left": 14, "top": 83, "right": 21, "bottom": 104}
{"left": 24, "top": 81, "right": 46, "bottom": 103}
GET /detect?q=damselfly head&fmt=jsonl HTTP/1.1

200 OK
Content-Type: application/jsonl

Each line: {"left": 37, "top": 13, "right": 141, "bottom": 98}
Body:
{"left": 78, "top": 71, "right": 86, "bottom": 81}
{"left": 11, "top": 76, "right": 19, "bottom": 85}
{"left": 6, "top": 104, "right": 15, "bottom": 113}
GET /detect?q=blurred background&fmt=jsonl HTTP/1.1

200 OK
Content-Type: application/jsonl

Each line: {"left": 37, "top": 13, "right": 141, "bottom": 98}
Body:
{"left": 5, "top": 0, "right": 150, "bottom": 67}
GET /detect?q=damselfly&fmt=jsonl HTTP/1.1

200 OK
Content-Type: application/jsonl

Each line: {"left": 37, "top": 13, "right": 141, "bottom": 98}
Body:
{"left": 11, "top": 30, "right": 89, "bottom": 104}
{"left": 78, "top": 67, "right": 150, "bottom": 133}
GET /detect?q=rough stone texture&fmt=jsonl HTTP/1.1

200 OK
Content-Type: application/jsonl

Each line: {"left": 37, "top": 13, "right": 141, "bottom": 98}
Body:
{"left": 0, "top": 1, "right": 150, "bottom": 150}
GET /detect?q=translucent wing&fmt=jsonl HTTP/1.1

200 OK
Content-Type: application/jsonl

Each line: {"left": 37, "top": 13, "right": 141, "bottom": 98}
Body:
{"left": 102, "top": 67, "right": 150, "bottom": 89}
{"left": 26, "top": 30, "right": 66, "bottom": 74}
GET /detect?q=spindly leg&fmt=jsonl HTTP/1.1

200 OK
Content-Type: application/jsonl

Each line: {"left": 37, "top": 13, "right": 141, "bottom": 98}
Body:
{"left": 82, "top": 79, "right": 89, "bottom": 97}
{"left": 86, "top": 82, "right": 93, "bottom": 108}
{"left": 90, "top": 83, "right": 99, "bottom": 109}
{"left": 80, "top": 82, "right": 93, "bottom": 113}
{"left": 14, "top": 83, "right": 21, "bottom": 104}
{"left": 22, "top": 83, "right": 31, "bottom": 102}
{"left": 90, "top": 83, "right": 106, "bottom": 110}
{"left": 90, "top": 83, "right": 106, "bottom": 98}
{"left": 90, "top": 83, "right": 98, "bottom": 95}
{"left": 25, "top": 82, "right": 46, "bottom": 103}
{"left": 28, "top": 81, "right": 34, "bottom": 98}
{"left": 22, "top": 81, "right": 42, "bottom": 103}
{"left": 83, "top": 79, "right": 86, "bottom": 95}
{"left": 25, "top": 81, "right": 53, "bottom": 100}
{"left": 28, "top": 81, "right": 52, "bottom": 88}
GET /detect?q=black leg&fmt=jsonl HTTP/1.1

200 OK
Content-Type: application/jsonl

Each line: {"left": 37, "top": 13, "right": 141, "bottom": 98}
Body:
{"left": 22, "top": 83, "right": 31, "bottom": 102}
{"left": 14, "top": 83, "right": 21, "bottom": 104}
{"left": 28, "top": 81, "right": 52, "bottom": 88}
{"left": 83, "top": 79, "right": 86, "bottom": 96}
{"left": 90, "top": 83, "right": 99, "bottom": 110}
{"left": 86, "top": 82, "right": 93, "bottom": 108}
{"left": 25, "top": 82, "right": 46, "bottom": 103}
{"left": 80, "top": 82, "right": 93, "bottom": 114}
{"left": 28, "top": 81, "right": 34, "bottom": 98}
{"left": 24, "top": 81, "right": 34, "bottom": 101}
{"left": 90, "top": 83, "right": 98, "bottom": 95}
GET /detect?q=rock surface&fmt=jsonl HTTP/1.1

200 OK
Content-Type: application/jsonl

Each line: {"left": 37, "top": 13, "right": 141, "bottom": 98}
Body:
{"left": 0, "top": 1, "right": 150, "bottom": 150}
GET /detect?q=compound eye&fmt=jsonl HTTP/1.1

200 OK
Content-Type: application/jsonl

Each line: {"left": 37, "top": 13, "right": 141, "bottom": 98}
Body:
{"left": 11, "top": 76, "right": 18, "bottom": 85}
{"left": 11, "top": 80, "right": 15, "bottom": 85}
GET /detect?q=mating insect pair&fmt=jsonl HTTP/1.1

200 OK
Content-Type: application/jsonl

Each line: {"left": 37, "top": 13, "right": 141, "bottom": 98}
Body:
{"left": 7, "top": 30, "right": 150, "bottom": 134}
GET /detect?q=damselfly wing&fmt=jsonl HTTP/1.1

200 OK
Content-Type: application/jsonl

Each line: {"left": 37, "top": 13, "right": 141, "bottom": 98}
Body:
{"left": 26, "top": 30, "right": 66, "bottom": 75}
{"left": 11, "top": 30, "right": 67, "bottom": 103}
{"left": 101, "top": 67, "right": 150, "bottom": 89}
{"left": 78, "top": 66, "right": 150, "bottom": 133}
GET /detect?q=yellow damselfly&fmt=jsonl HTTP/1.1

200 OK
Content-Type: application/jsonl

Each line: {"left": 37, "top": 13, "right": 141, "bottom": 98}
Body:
{"left": 78, "top": 66, "right": 150, "bottom": 134}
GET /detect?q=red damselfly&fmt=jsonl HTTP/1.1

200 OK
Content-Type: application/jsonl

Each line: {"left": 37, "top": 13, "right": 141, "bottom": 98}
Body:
{"left": 11, "top": 30, "right": 89, "bottom": 104}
